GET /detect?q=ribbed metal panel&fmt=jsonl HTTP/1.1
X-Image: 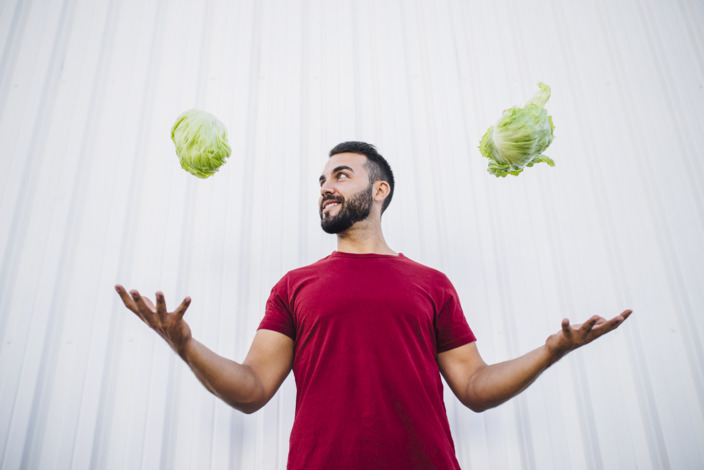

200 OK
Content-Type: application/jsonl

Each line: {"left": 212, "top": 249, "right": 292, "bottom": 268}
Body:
{"left": 1, "top": 0, "right": 702, "bottom": 468}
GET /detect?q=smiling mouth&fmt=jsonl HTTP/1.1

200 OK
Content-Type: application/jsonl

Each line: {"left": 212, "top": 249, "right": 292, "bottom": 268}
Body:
{"left": 322, "top": 202, "right": 341, "bottom": 215}
{"left": 321, "top": 198, "right": 343, "bottom": 211}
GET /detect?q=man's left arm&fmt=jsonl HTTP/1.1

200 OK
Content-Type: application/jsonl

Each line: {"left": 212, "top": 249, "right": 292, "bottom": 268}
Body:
{"left": 437, "top": 310, "right": 632, "bottom": 413}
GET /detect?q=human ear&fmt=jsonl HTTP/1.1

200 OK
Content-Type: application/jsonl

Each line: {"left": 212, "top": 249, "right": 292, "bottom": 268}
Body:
{"left": 373, "top": 181, "right": 390, "bottom": 203}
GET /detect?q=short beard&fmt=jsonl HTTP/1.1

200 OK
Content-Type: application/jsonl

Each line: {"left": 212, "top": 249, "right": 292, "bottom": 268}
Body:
{"left": 320, "top": 184, "right": 374, "bottom": 234}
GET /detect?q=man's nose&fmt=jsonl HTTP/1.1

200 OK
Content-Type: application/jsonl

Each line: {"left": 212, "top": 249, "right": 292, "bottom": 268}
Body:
{"left": 320, "top": 181, "right": 335, "bottom": 195}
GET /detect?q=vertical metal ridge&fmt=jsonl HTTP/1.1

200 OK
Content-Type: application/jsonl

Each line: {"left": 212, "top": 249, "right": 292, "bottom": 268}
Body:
{"left": 398, "top": 0, "right": 430, "bottom": 261}
{"left": 584, "top": 0, "right": 677, "bottom": 467}
{"left": 411, "top": 0, "right": 441, "bottom": 263}
{"left": 539, "top": 183, "right": 605, "bottom": 470}
{"left": 549, "top": 7, "right": 615, "bottom": 468}
{"left": 228, "top": 0, "right": 264, "bottom": 467}
{"left": 87, "top": 0, "right": 168, "bottom": 467}
{"left": 674, "top": 0, "right": 704, "bottom": 76}
{"left": 350, "top": 0, "right": 362, "bottom": 137}
{"left": 635, "top": 0, "right": 704, "bottom": 228}
{"left": 602, "top": 0, "right": 701, "bottom": 463}
{"left": 297, "top": 0, "right": 311, "bottom": 267}
{"left": 13, "top": 0, "right": 91, "bottom": 467}
{"left": 0, "top": 0, "right": 32, "bottom": 120}
{"left": 160, "top": 0, "right": 217, "bottom": 468}
{"left": 0, "top": 0, "right": 65, "bottom": 344}
{"left": 0, "top": 0, "right": 77, "bottom": 463}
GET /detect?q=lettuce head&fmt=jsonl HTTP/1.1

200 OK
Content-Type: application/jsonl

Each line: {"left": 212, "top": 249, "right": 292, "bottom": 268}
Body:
{"left": 479, "top": 82, "right": 555, "bottom": 177}
{"left": 171, "top": 109, "right": 231, "bottom": 178}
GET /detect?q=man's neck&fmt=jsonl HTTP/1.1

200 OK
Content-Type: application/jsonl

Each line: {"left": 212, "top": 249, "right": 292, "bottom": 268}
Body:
{"left": 335, "top": 220, "right": 398, "bottom": 256}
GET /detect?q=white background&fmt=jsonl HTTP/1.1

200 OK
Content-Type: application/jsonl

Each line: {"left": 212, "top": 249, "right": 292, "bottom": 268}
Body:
{"left": 1, "top": 0, "right": 703, "bottom": 468}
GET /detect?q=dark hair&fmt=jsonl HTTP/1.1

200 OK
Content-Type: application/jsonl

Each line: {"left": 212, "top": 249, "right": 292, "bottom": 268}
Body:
{"left": 329, "top": 141, "right": 395, "bottom": 214}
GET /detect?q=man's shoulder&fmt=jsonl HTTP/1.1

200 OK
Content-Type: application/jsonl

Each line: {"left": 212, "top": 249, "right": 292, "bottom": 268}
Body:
{"left": 398, "top": 255, "right": 452, "bottom": 281}
{"left": 279, "top": 253, "right": 335, "bottom": 279}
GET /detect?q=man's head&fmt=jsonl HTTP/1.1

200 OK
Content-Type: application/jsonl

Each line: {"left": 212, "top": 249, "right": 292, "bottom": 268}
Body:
{"left": 329, "top": 141, "right": 395, "bottom": 213}
{"left": 318, "top": 142, "right": 395, "bottom": 234}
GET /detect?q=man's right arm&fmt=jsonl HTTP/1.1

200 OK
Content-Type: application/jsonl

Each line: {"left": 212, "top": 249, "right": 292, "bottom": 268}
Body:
{"left": 115, "top": 285, "right": 294, "bottom": 414}
{"left": 182, "top": 330, "right": 293, "bottom": 414}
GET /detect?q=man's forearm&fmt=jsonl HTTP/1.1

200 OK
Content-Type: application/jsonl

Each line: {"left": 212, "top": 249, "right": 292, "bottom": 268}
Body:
{"left": 440, "top": 311, "right": 630, "bottom": 413}
{"left": 115, "top": 287, "right": 293, "bottom": 414}
{"left": 179, "top": 338, "right": 265, "bottom": 414}
{"left": 463, "top": 345, "right": 560, "bottom": 412}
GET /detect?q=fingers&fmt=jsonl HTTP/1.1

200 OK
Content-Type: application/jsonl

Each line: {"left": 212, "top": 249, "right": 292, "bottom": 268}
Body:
{"left": 116, "top": 285, "right": 190, "bottom": 324}
{"left": 129, "top": 289, "right": 153, "bottom": 314}
{"left": 561, "top": 318, "right": 572, "bottom": 336}
{"left": 556, "top": 309, "right": 633, "bottom": 354}
{"left": 115, "top": 284, "right": 139, "bottom": 314}
{"left": 156, "top": 291, "right": 167, "bottom": 320}
{"left": 607, "top": 310, "right": 632, "bottom": 330}
{"left": 579, "top": 315, "right": 601, "bottom": 334}
{"left": 620, "top": 309, "right": 633, "bottom": 321}
{"left": 115, "top": 285, "right": 157, "bottom": 325}
{"left": 154, "top": 291, "right": 190, "bottom": 320}
{"left": 593, "top": 310, "right": 632, "bottom": 334}
{"left": 580, "top": 310, "right": 634, "bottom": 343}
{"left": 173, "top": 296, "right": 192, "bottom": 320}
{"left": 562, "top": 315, "right": 608, "bottom": 343}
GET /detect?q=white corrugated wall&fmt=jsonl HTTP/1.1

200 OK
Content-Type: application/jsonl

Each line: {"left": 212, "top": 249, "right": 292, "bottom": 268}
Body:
{"left": 1, "top": 0, "right": 702, "bottom": 468}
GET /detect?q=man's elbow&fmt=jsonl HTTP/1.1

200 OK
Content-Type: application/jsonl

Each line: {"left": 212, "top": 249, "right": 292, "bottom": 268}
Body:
{"left": 461, "top": 397, "right": 494, "bottom": 413}
{"left": 238, "top": 403, "right": 264, "bottom": 415}
{"left": 460, "top": 383, "right": 503, "bottom": 413}
{"left": 222, "top": 397, "right": 267, "bottom": 415}
{"left": 216, "top": 389, "right": 269, "bottom": 415}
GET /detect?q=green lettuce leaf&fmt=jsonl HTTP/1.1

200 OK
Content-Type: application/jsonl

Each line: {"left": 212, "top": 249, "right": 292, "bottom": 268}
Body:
{"left": 171, "top": 109, "right": 231, "bottom": 178}
{"left": 479, "top": 82, "right": 556, "bottom": 177}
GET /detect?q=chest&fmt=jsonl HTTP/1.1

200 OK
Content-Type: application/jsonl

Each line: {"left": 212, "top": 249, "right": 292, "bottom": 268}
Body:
{"left": 290, "top": 270, "right": 439, "bottom": 347}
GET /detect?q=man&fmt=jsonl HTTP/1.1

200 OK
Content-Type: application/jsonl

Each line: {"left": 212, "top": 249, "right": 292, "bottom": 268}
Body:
{"left": 115, "top": 141, "right": 631, "bottom": 469}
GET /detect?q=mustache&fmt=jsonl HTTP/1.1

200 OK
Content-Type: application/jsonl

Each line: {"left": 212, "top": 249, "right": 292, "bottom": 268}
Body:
{"left": 320, "top": 195, "right": 344, "bottom": 208}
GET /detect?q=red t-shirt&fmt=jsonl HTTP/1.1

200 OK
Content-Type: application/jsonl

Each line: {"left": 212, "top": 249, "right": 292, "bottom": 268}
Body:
{"left": 259, "top": 252, "right": 476, "bottom": 469}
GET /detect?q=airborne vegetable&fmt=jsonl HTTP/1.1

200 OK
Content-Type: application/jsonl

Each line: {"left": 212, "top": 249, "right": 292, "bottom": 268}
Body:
{"left": 479, "top": 82, "right": 556, "bottom": 177}
{"left": 171, "top": 109, "right": 231, "bottom": 178}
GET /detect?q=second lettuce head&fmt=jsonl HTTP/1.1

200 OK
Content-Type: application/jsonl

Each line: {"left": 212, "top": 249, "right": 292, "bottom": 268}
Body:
{"left": 479, "top": 82, "right": 556, "bottom": 177}
{"left": 171, "top": 109, "right": 231, "bottom": 178}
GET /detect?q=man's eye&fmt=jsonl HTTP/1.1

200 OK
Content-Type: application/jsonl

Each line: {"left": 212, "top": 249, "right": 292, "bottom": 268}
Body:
{"left": 338, "top": 173, "right": 348, "bottom": 179}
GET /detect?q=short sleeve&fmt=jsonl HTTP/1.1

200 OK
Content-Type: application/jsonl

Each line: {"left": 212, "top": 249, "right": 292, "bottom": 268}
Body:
{"left": 435, "top": 277, "right": 476, "bottom": 353}
{"left": 259, "top": 274, "right": 297, "bottom": 340}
